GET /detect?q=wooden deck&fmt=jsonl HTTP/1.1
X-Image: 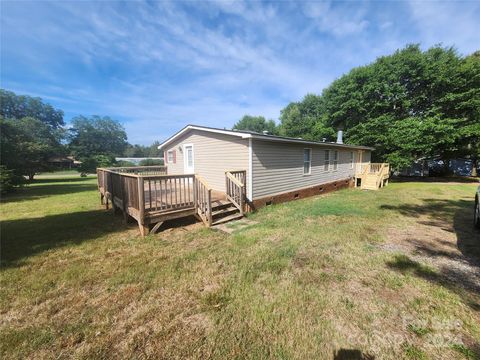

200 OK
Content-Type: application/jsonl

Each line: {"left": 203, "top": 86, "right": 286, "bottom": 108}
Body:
{"left": 97, "top": 166, "right": 246, "bottom": 236}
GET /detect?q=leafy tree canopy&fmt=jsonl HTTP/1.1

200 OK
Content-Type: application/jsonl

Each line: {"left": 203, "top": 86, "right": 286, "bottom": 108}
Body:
{"left": 279, "top": 94, "right": 335, "bottom": 141}
{"left": 279, "top": 45, "right": 480, "bottom": 171}
{"left": 0, "top": 89, "right": 64, "bottom": 128}
{"left": 0, "top": 116, "right": 64, "bottom": 180}
{"left": 233, "top": 115, "right": 278, "bottom": 134}
{"left": 124, "top": 141, "right": 161, "bottom": 158}
{"left": 69, "top": 115, "right": 127, "bottom": 159}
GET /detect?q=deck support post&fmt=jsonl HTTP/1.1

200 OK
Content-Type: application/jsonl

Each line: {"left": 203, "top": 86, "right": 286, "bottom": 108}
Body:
{"left": 138, "top": 223, "right": 149, "bottom": 237}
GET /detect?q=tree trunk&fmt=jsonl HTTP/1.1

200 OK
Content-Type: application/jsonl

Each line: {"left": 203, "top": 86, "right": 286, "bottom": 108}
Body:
{"left": 442, "top": 159, "right": 451, "bottom": 176}
{"left": 472, "top": 158, "right": 478, "bottom": 177}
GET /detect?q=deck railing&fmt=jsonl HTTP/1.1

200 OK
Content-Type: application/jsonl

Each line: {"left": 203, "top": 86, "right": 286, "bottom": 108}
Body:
{"left": 142, "top": 174, "right": 195, "bottom": 212}
{"left": 356, "top": 163, "right": 390, "bottom": 176}
{"left": 97, "top": 166, "right": 220, "bottom": 234}
{"left": 225, "top": 170, "right": 246, "bottom": 215}
{"left": 195, "top": 175, "right": 212, "bottom": 226}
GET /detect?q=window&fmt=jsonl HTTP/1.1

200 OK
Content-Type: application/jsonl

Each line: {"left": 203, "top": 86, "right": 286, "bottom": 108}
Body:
{"left": 167, "top": 150, "right": 175, "bottom": 164}
{"left": 303, "top": 148, "right": 312, "bottom": 175}
{"left": 186, "top": 146, "right": 193, "bottom": 167}
{"left": 350, "top": 151, "right": 354, "bottom": 169}
{"left": 324, "top": 150, "right": 330, "bottom": 171}
{"left": 333, "top": 151, "right": 338, "bottom": 171}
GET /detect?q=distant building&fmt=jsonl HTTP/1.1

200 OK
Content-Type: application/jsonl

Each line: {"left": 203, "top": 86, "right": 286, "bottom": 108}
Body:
{"left": 48, "top": 156, "right": 81, "bottom": 169}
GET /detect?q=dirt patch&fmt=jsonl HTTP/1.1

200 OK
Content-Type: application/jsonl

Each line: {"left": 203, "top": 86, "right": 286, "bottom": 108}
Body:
{"left": 383, "top": 214, "right": 480, "bottom": 293}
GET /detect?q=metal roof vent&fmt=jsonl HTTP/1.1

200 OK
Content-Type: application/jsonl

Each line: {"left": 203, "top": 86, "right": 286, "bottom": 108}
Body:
{"left": 336, "top": 130, "right": 343, "bottom": 144}
{"left": 262, "top": 130, "right": 269, "bottom": 135}
{"left": 322, "top": 138, "right": 326, "bottom": 142}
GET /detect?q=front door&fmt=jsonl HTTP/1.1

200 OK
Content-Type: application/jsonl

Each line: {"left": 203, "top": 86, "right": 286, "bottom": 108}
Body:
{"left": 183, "top": 144, "right": 194, "bottom": 173}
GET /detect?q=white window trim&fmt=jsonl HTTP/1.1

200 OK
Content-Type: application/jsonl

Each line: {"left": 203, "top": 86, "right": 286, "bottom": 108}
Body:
{"left": 303, "top": 148, "right": 312, "bottom": 175}
{"left": 332, "top": 150, "right": 338, "bottom": 171}
{"left": 248, "top": 138, "right": 253, "bottom": 200}
{"left": 350, "top": 151, "right": 354, "bottom": 169}
{"left": 167, "top": 150, "right": 174, "bottom": 164}
{"left": 183, "top": 143, "right": 194, "bottom": 173}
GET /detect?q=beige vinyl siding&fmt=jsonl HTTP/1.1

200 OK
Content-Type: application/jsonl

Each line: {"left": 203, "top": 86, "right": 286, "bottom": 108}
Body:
{"left": 252, "top": 140, "right": 369, "bottom": 199}
{"left": 164, "top": 130, "right": 249, "bottom": 192}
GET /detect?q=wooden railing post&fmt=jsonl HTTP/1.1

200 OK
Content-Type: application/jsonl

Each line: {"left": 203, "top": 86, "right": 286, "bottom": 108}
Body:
{"left": 193, "top": 176, "right": 198, "bottom": 214}
{"left": 207, "top": 189, "right": 212, "bottom": 226}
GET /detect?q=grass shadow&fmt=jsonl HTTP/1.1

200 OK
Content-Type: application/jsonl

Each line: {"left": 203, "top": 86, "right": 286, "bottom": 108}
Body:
{"left": 1, "top": 209, "right": 125, "bottom": 269}
{"left": 333, "top": 349, "right": 375, "bottom": 360}
{"left": 1, "top": 178, "right": 97, "bottom": 203}
{"left": 380, "top": 198, "right": 480, "bottom": 263}
{"left": 381, "top": 198, "right": 480, "bottom": 310}
{"left": 386, "top": 254, "right": 480, "bottom": 311}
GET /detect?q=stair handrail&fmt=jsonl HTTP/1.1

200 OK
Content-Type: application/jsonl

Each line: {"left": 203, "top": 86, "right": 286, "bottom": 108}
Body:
{"left": 194, "top": 175, "right": 213, "bottom": 226}
{"left": 363, "top": 163, "right": 370, "bottom": 176}
{"left": 225, "top": 171, "right": 245, "bottom": 215}
{"left": 377, "top": 163, "right": 385, "bottom": 188}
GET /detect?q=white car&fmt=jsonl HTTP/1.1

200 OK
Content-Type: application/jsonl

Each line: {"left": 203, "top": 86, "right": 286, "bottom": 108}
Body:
{"left": 476, "top": 186, "right": 480, "bottom": 228}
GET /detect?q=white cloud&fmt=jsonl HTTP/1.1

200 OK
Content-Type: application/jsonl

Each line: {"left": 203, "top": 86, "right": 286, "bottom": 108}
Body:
{"left": 2, "top": 0, "right": 479, "bottom": 145}
{"left": 407, "top": 0, "right": 480, "bottom": 55}
{"left": 302, "top": 1, "right": 369, "bottom": 36}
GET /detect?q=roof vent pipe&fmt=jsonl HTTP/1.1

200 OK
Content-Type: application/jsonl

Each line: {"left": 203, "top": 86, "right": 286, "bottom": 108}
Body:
{"left": 336, "top": 130, "right": 343, "bottom": 144}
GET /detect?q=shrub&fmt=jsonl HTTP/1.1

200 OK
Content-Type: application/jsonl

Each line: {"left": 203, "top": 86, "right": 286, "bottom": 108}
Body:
{"left": 78, "top": 155, "right": 116, "bottom": 174}
{"left": 139, "top": 158, "right": 164, "bottom": 166}
{"left": 0, "top": 166, "right": 24, "bottom": 194}
{"left": 115, "top": 160, "right": 136, "bottom": 167}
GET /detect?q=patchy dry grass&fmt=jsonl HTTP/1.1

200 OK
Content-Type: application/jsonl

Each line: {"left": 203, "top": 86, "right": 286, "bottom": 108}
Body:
{"left": 1, "top": 175, "right": 479, "bottom": 359}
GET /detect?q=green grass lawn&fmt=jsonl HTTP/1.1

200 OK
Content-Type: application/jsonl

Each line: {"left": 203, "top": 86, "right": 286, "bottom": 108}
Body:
{"left": 1, "top": 175, "right": 479, "bottom": 359}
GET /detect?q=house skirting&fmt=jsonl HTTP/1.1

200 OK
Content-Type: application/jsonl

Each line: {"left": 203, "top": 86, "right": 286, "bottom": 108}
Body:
{"left": 251, "top": 177, "right": 354, "bottom": 210}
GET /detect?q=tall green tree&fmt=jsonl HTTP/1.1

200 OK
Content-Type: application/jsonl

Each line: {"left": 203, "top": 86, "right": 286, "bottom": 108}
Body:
{"left": 446, "top": 51, "right": 480, "bottom": 175}
{"left": 233, "top": 115, "right": 278, "bottom": 134}
{"left": 0, "top": 90, "right": 65, "bottom": 184}
{"left": 279, "top": 94, "right": 335, "bottom": 140}
{"left": 279, "top": 45, "right": 480, "bottom": 171}
{"left": 0, "top": 117, "right": 64, "bottom": 180}
{"left": 124, "top": 144, "right": 149, "bottom": 157}
{"left": 0, "top": 89, "right": 64, "bottom": 128}
{"left": 69, "top": 115, "right": 127, "bottom": 173}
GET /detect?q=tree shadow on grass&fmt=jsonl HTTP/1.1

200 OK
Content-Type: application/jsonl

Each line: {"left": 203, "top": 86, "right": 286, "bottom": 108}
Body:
{"left": 1, "top": 178, "right": 97, "bottom": 203}
{"left": 381, "top": 198, "right": 480, "bottom": 310}
{"left": 0, "top": 209, "right": 126, "bottom": 269}
{"left": 380, "top": 198, "right": 479, "bottom": 264}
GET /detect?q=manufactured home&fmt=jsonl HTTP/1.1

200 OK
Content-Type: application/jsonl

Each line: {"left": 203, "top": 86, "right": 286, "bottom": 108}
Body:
{"left": 97, "top": 125, "right": 389, "bottom": 235}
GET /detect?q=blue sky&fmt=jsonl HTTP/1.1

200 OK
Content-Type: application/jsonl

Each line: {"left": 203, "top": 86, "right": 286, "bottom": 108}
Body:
{"left": 1, "top": 1, "right": 479, "bottom": 145}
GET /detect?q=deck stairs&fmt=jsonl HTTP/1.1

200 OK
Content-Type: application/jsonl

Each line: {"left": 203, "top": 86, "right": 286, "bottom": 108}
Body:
{"left": 211, "top": 199, "right": 243, "bottom": 226}
{"left": 356, "top": 163, "right": 390, "bottom": 190}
